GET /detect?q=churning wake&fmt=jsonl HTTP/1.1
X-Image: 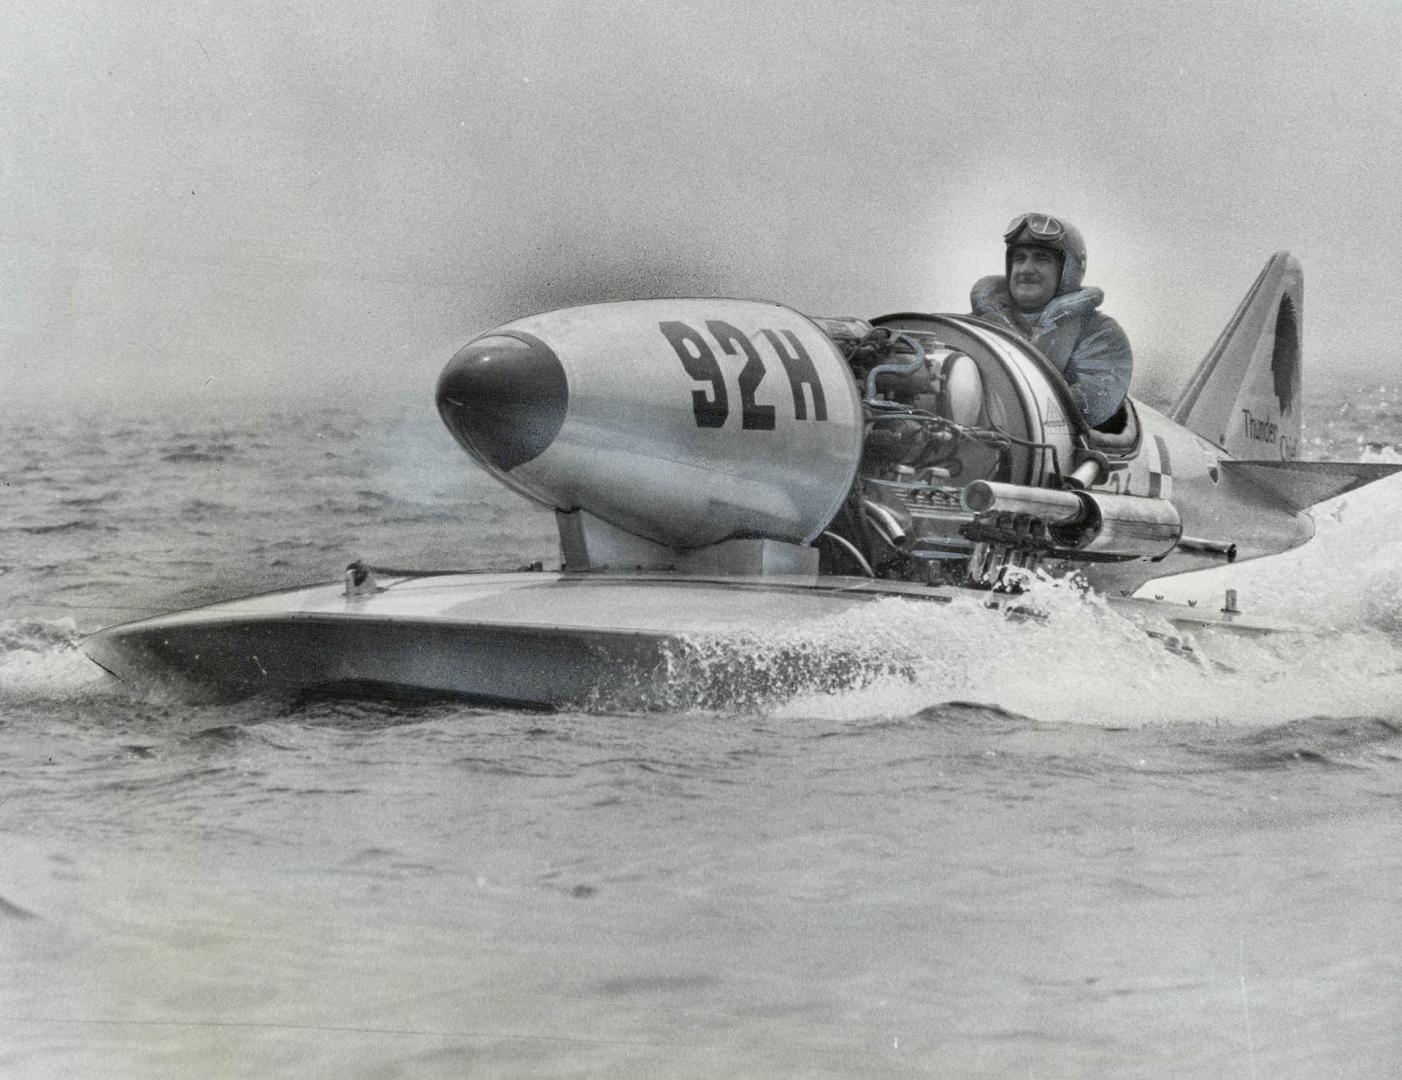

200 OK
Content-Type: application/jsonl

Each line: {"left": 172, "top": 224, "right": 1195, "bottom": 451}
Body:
{"left": 658, "top": 464, "right": 1402, "bottom": 725}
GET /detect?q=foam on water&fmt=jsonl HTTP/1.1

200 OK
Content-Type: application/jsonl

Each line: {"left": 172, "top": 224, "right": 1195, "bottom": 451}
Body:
{"left": 0, "top": 618, "right": 114, "bottom": 704}
{"left": 730, "top": 570, "right": 1402, "bottom": 726}
{"left": 1144, "top": 451, "right": 1402, "bottom": 628}
{"left": 585, "top": 434, "right": 1402, "bottom": 724}
{"left": 747, "top": 450, "right": 1402, "bottom": 725}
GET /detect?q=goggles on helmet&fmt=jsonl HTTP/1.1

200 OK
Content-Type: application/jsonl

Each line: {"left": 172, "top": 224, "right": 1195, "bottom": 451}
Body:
{"left": 1003, "top": 213, "right": 1065, "bottom": 244}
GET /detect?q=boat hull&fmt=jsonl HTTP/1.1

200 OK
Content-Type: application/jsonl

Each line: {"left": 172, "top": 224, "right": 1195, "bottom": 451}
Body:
{"left": 82, "top": 570, "right": 1293, "bottom": 709}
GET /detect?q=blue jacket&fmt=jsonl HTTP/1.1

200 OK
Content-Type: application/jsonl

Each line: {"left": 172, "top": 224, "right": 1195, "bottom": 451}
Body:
{"left": 970, "top": 276, "right": 1133, "bottom": 427}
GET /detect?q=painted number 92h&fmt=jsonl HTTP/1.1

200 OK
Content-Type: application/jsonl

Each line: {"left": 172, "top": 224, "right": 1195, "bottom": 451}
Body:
{"left": 659, "top": 320, "right": 828, "bottom": 430}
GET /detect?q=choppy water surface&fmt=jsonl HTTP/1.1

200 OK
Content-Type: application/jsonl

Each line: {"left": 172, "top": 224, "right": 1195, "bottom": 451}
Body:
{"left": 4, "top": 387, "right": 1402, "bottom": 1078}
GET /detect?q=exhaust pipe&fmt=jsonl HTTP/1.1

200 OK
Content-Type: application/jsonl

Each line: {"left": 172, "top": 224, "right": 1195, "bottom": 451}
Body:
{"left": 961, "top": 480, "right": 1182, "bottom": 559}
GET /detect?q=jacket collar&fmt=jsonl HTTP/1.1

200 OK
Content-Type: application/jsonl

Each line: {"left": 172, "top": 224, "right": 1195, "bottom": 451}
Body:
{"left": 970, "top": 275, "right": 1104, "bottom": 337}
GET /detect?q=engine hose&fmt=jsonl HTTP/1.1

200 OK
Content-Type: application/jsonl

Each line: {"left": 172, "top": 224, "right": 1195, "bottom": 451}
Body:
{"left": 820, "top": 531, "right": 875, "bottom": 577}
{"left": 864, "top": 333, "right": 928, "bottom": 401}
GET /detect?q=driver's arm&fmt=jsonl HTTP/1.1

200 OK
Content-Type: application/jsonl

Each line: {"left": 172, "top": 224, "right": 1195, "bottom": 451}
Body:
{"left": 1065, "top": 317, "right": 1133, "bottom": 427}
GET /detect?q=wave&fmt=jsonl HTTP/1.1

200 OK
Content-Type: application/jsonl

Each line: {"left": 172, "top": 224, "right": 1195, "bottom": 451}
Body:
{"left": 57, "top": 492, "right": 121, "bottom": 508}
{"left": 1216, "top": 714, "right": 1402, "bottom": 770}
{"left": 178, "top": 498, "right": 234, "bottom": 515}
{"left": 312, "top": 490, "right": 393, "bottom": 515}
{"left": 11, "top": 520, "right": 114, "bottom": 536}
{"left": 158, "top": 442, "right": 242, "bottom": 464}
{"left": 1, "top": 618, "right": 82, "bottom": 654}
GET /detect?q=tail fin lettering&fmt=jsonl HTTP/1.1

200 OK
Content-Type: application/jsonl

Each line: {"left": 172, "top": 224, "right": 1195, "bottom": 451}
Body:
{"left": 1170, "top": 252, "right": 1303, "bottom": 459}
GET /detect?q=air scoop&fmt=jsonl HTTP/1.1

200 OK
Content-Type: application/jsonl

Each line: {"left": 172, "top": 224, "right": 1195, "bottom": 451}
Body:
{"left": 436, "top": 331, "right": 569, "bottom": 474}
{"left": 434, "top": 299, "right": 864, "bottom": 550}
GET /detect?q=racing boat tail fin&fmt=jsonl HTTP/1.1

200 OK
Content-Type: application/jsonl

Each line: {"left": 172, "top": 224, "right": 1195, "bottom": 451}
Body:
{"left": 1171, "top": 252, "right": 1303, "bottom": 460}
{"left": 1220, "top": 459, "right": 1402, "bottom": 512}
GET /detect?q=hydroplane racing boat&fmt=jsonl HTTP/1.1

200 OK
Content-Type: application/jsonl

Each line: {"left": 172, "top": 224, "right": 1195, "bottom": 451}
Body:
{"left": 83, "top": 255, "right": 1400, "bottom": 708}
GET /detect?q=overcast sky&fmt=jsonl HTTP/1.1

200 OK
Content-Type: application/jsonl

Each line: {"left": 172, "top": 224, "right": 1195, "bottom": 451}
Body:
{"left": 5, "top": 0, "right": 1401, "bottom": 408}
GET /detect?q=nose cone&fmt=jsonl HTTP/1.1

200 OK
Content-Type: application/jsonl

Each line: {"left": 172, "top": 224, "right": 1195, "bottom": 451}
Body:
{"left": 436, "top": 331, "right": 568, "bottom": 472}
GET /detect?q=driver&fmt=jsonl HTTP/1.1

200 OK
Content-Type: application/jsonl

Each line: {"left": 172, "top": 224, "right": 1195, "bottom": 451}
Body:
{"left": 970, "top": 212, "right": 1132, "bottom": 428}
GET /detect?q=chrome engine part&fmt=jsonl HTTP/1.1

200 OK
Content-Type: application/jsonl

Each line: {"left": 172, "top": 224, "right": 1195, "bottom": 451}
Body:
{"left": 817, "top": 318, "right": 1177, "bottom": 589}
